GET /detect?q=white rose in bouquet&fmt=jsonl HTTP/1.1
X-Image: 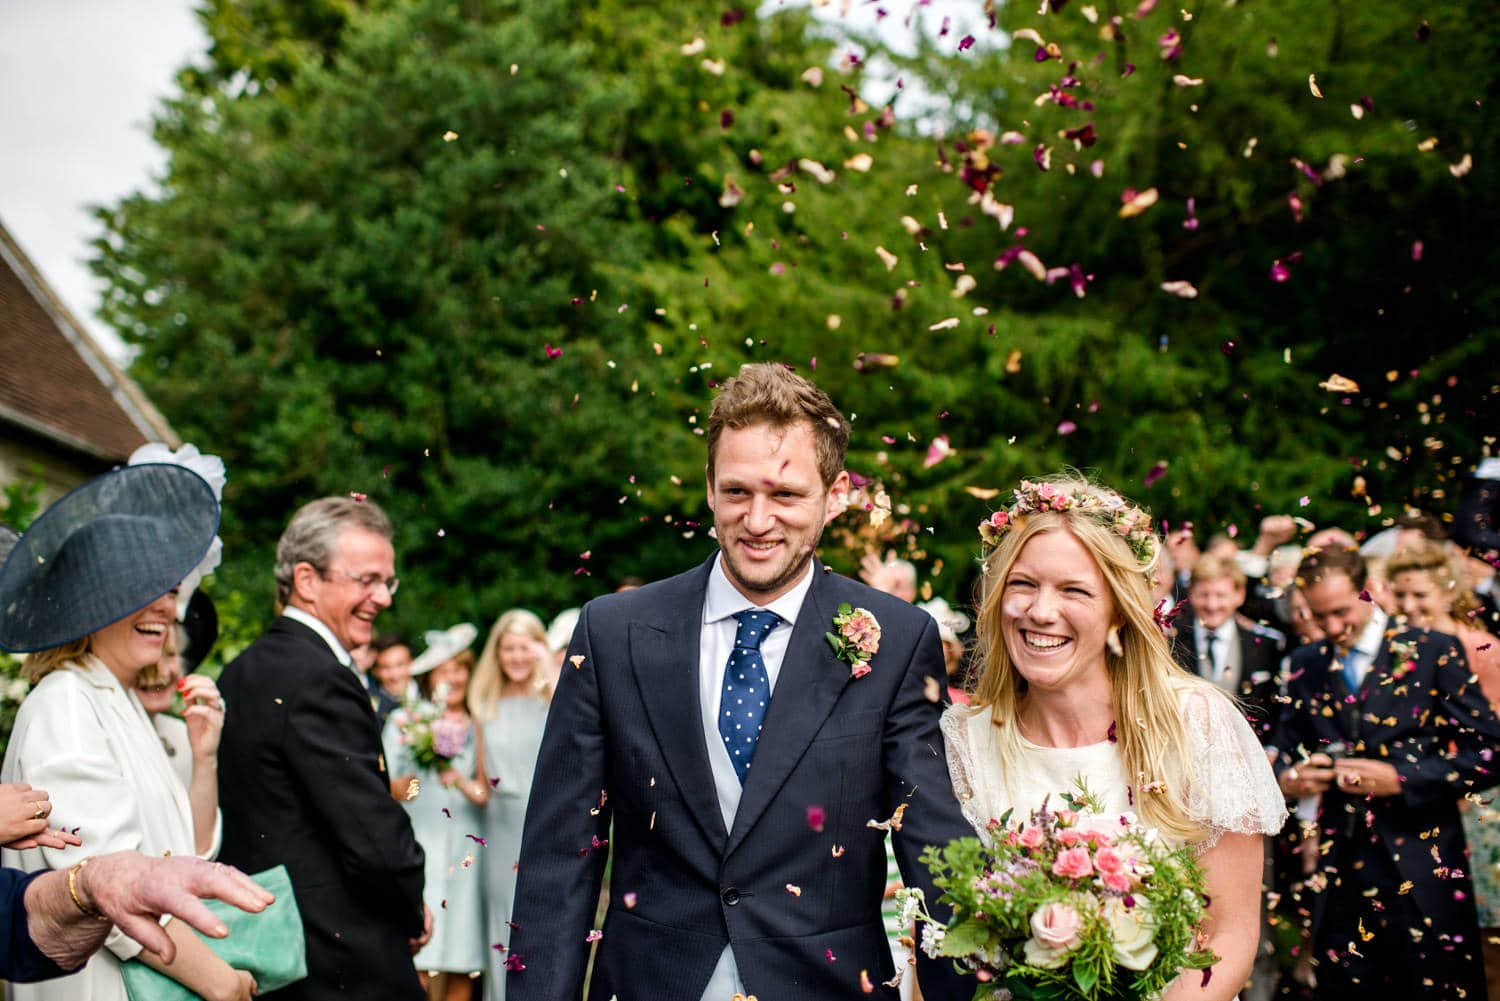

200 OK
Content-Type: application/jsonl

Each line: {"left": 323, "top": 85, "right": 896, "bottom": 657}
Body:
{"left": 1102, "top": 897, "right": 1158, "bottom": 971}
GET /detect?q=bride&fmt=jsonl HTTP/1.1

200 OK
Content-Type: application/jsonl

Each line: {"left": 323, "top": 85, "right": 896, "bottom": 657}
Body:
{"left": 942, "top": 476, "right": 1286, "bottom": 1000}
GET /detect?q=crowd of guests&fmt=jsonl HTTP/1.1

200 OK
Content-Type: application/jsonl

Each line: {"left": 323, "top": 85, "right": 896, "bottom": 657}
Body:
{"left": 0, "top": 391, "right": 1495, "bottom": 1001}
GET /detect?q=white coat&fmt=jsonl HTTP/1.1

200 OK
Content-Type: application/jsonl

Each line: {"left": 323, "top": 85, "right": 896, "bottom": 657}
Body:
{"left": 1, "top": 655, "right": 220, "bottom": 1001}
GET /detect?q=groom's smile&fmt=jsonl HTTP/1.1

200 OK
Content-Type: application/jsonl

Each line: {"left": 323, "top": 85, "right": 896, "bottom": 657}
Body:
{"left": 707, "top": 419, "right": 849, "bottom": 604}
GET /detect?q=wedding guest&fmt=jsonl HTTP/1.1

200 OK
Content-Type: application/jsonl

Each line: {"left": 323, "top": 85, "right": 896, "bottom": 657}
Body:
{"left": 946, "top": 475, "right": 1287, "bottom": 1001}
{"left": 1169, "top": 554, "right": 1284, "bottom": 742}
{"left": 860, "top": 552, "right": 919, "bottom": 604}
{"left": 468, "top": 610, "right": 552, "bottom": 1001}
{"left": 1272, "top": 544, "right": 1500, "bottom": 999}
{"left": 1386, "top": 540, "right": 1500, "bottom": 995}
{"left": 0, "top": 463, "right": 253, "bottom": 1001}
{"left": 217, "top": 496, "right": 430, "bottom": 1001}
{"left": 133, "top": 592, "right": 225, "bottom": 859}
{"left": 373, "top": 631, "right": 415, "bottom": 724}
{"left": 1454, "top": 457, "right": 1500, "bottom": 633}
{"left": 385, "top": 624, "right": 490, "bottom": 1001}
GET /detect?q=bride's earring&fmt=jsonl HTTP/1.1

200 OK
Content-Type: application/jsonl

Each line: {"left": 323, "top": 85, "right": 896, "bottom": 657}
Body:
{"left": 1106, "top": 624, "right": 1124, "bottom": 658}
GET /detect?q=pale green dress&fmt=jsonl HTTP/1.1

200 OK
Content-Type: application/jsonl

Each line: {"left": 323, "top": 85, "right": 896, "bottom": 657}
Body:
{"left": 480, "top": 694, "right": 550, "bottom": 1001}
{"left": 383, "top": 714, "right": 488, "bottom": 975}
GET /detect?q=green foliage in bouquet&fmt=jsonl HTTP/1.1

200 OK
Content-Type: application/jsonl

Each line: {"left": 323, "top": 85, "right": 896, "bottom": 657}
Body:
{"left": 907, "top": 783, "right": 1217, "bottom": 1001}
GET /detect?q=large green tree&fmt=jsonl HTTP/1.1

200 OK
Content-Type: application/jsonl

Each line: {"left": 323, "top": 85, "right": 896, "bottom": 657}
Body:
{"left": 93, "top": 0, "right": 1496, "bottom": 633}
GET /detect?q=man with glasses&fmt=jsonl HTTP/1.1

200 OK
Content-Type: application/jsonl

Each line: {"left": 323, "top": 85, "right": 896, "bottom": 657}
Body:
{"left": 217, "top": 496, "right": 431, "bottom": 1000}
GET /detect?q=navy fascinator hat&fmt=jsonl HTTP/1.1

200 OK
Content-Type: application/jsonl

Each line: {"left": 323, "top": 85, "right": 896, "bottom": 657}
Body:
{"left": 0, "top": 464, "right": 220, "bottom": 653}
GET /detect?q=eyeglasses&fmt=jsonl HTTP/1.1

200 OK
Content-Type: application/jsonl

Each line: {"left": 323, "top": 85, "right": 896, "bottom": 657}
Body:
{"left": 319, "top": 568, "right": 400, "bottom": 596}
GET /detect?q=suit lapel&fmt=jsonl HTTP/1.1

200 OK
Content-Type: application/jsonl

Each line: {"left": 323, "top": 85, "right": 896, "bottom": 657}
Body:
{"left": 726, "top": 564, "right": 852, "bottom": 857}
{"left": 630, "top": 558, "right": 728, "bottom": 852}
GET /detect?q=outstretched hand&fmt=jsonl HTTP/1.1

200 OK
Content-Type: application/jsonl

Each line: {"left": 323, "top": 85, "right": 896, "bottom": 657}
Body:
{"left": 82, "top": 853, "right": 274, "bottom": 962}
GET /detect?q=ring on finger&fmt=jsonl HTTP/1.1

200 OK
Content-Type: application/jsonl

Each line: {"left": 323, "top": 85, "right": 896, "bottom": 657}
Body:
{"left": 1287, "top": 767, "right": 1299, "bottom": 782}
{"left": 31, "top": 801, "right": 45, "bottom": 820}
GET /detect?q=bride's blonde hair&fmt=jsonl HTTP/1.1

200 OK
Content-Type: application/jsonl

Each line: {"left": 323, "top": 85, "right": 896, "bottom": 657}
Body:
{"left": 971, "top": 475, "right": 1208, "bottom": 844}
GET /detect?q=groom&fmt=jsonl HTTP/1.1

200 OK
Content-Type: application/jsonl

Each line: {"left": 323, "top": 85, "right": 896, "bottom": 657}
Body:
{"left": 507, "top": 364, "right": 974, "bottom": 1001}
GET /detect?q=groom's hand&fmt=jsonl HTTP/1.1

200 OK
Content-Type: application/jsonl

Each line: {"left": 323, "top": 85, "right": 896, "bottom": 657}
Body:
{"left": 409, "top": 904, "right": 433, "bottom": 954}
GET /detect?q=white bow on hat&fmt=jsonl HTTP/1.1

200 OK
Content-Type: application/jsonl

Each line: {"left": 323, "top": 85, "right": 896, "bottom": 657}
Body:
{"left": 409, "top": 622, "right": 479, "bottom": 676}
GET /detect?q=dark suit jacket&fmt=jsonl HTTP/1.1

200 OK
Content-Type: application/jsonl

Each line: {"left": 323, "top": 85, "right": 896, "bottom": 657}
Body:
{"left": 506, "top": 557, "right": 975, "bottom": 1001}
{"left": 1169, "top": 611, "right": 1284, "bottom": 743}
{"left": 217, "top": 617, "right": 427, "bottom": 1001}
{"left": 1271, "top": 625, "right": 1500, "bottom": 991}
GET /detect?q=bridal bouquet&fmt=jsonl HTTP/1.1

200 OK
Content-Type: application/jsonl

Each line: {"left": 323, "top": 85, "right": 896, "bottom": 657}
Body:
{"left": 391, "top": 684, "right": 469, "bottom": 771}
{"left": 902, "top": 786, "right": 1217, "bottom": 1001}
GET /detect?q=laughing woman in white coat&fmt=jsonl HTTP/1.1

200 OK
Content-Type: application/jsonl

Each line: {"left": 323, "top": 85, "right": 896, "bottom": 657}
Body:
{"left": 0, "top": 463, "right": 254, "bottom": 1001}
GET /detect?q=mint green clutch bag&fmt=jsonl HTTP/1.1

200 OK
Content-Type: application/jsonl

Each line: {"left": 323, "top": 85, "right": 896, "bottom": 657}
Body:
{"left": 121, "top": 864, "right": 307, "bottom": 1000}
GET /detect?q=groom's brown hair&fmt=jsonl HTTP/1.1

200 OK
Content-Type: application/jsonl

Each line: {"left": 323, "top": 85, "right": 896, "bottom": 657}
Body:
{"left": 706, "top": 363, "right": 849, "bottom": 488}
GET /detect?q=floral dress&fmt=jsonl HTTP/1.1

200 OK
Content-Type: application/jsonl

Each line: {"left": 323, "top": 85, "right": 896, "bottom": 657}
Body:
{"left": 383, "top": 712, "right": 488, "bottom": 974}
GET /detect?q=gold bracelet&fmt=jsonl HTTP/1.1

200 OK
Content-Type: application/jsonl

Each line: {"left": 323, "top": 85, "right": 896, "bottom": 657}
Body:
{"left": 67, "top": 858, "right": 110, "bottom": 922}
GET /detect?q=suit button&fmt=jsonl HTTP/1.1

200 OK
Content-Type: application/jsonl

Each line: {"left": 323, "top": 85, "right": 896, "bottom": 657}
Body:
{"left": 721, "top": 887, "right": 739, "bottom": 906}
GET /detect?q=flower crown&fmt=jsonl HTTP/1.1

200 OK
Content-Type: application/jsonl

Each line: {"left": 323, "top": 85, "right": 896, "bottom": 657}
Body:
{"left": 978, "top": 480, "right": 1159, "bottom": 569}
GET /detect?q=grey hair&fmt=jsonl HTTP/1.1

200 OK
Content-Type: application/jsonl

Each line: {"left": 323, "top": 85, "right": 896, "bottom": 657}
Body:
{"left": 274, "top": 497, "right": 393, "bottom": 605}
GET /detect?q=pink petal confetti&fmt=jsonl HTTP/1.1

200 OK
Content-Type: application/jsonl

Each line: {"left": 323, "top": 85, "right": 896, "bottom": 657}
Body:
{"left": 1269, "top": 259, "right": 1291, "bottom": 282}
{"left": 786, "top": 883, "right": 802, "bottom": 896}
{"left": 623, "top": 892, "right": 638, "bottom": 908}
{"left": 1033, "top": 144, "right": 1052, "bottom": 171}
{"left": 1160, "top": 280, "right": 1198, "bottom": 298}
{"left": 1143, "top": 461, "right": 1169, "bottom": 487}
{"left": 585, "top": 930, "right": 603, "bottom": 943}
{"left": 958, "top": 34, "right": 975, "bottom": 51}
{"left": 466, "top": 833, "right": 488, "bottom": 847}
{"left": 807, "top": 804, "right": 826, "bottom": 832}
{"left": 1412, "top": 240, "right": 1424, "bottom": 261}
{"left": 1299, "top": 495, "right": 1311, "bottom": 506}
{"left": 349, "top": 491, "right": 367, "bottom": 502}
{"left": 924, "top": 435, "right": 953, "bottom": 467}
{"left": 1057, "top": 420, "right": 1078, "bottom": 435}
{"left": 827, "top": 949, "right": 837, "bottom": 962}
{"left": 544, "top": 343, "right": 563, "bottom": 359}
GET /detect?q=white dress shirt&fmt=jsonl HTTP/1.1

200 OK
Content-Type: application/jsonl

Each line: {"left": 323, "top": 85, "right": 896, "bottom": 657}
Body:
{"left": 1340, "top": 607, "right": 1388, "bottom": 690}
{"left": 696, "top": 553, "right": 816, "bottom": 1001}
{"left": 1194, "top": 618, "right": 1241, "bottom": 692}
{"left": 282, "top": 605, "right": 357, "bottom": 675}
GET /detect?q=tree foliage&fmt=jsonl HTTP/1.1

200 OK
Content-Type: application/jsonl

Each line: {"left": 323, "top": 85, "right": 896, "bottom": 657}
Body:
{"left": 92, "top": 0, "right": 1496, "bottom": 632}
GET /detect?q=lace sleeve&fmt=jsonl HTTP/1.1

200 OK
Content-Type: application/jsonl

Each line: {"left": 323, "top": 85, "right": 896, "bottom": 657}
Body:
{"left": 1181, "top": 687, "right": 1288, "bottom": 850}
{"left": 939, "top": 705, "right": 994, "bottom": 842}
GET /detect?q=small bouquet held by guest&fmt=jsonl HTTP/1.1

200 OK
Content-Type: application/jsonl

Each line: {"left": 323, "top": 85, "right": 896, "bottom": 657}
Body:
{"left": 902, "top": 782, "right": 1217, "bottom": 1001}
{"left": 391, "top": 685, "right": 470, "bottom": 772}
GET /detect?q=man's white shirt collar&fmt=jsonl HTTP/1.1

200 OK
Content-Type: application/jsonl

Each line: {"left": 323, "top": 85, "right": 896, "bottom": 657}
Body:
{"left": 282, "top": 605, "right": 355, "bottom": 668}
{"left": 703, "top": 552, "right": 815, "bottom": 627}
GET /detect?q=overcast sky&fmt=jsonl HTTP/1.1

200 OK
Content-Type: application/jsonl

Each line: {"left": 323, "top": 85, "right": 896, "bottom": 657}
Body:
{"left": 0, "top": 0, "right": 204, "bottom": 362}
{"left": 0, "top": 0, "right": 981, "bottom": 367}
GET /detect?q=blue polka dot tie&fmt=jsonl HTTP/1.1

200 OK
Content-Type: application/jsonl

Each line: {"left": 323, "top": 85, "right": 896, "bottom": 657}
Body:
{"left": 720, "top": 609, "right": 782, "bottom": 784}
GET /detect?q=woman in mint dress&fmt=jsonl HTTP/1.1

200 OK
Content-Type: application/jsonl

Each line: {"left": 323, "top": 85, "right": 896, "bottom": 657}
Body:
{"left": 384, "top": 629, "right": 490, "bottom": 1001}
{"left": 469, "top": 610, "right": 552, "bottom": 1001}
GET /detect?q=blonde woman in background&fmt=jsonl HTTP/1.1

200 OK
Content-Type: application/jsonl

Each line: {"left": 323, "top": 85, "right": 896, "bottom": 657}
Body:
{"left": 469, "top": 609, "right": 553, "bottom": 1001}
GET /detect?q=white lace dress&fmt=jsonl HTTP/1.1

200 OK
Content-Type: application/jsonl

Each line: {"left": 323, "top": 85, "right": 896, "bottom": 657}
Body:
{"left": 941, "top": 686, "right": 1287, "bottom": 850}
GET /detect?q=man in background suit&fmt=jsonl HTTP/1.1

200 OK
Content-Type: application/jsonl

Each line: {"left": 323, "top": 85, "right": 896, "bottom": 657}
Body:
{"left": 217, "top": 497, "right": 430, "bottom": 999}
{"left": 1272, "top": 545, "right": 1500, "bottom": 999}
{"left": 1169, "top": 553, "right": 1285, "bottom": 742}
{"left": 507, "top": 364, "right": 974, "bottom": 1001}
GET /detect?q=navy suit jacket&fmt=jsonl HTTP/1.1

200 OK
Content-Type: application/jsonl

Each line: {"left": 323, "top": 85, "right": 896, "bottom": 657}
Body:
{"left": 1272, "top": 625, "right": 1500, "bottom": 990}
{"left": 217, "top": 617, "right": 427, "bottom": 1001}
{"left": 506, "top": 556, "right": 975, "bottom": 1001}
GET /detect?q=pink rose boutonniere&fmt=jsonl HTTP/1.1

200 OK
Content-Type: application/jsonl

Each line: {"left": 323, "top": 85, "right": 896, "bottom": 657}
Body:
{"left": 827, "top": 603, "right": 880, "bottom": 678}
